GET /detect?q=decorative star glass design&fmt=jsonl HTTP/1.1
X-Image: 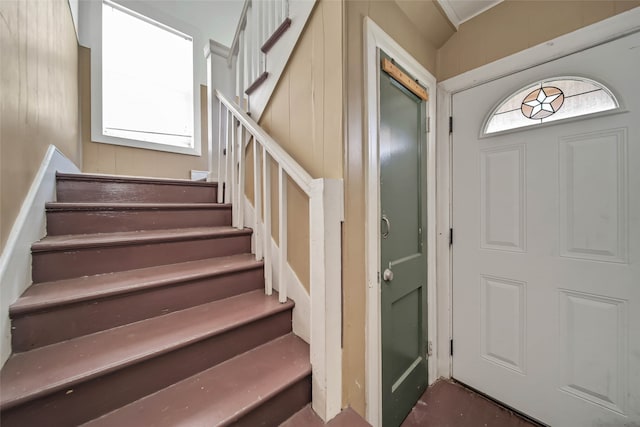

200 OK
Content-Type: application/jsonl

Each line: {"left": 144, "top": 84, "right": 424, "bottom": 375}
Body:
{"left": 483, "top": 77, "right": 618, "bottom": 135}
{"left": 521, "top": 86, "right": 564, "bottom": 119}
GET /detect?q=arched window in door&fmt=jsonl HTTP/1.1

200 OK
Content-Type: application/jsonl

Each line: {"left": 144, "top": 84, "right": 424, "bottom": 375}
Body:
{"left": 483, "top": 77, "right": 619, "bottom": 136}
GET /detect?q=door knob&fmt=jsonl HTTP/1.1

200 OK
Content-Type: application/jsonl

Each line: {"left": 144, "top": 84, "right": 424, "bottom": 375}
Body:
{"left": 383, "top": 268, "right": 394, "bottom": 282}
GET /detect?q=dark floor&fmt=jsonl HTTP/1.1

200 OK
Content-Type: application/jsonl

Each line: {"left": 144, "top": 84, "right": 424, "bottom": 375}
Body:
{"left": 281, "top": 404, "right": 371, "bottom": 426}
{"left": 401, "top": 380, "right": 541, "bottom": 427}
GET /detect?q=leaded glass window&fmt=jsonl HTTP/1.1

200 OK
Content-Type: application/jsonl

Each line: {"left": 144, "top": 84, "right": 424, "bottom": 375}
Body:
{"left": 483, "top": 77, "right": 619, "bottom": 135}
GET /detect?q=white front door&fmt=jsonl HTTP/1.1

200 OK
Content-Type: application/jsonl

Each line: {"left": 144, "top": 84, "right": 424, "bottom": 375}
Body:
{"left": 452, "top": 31, "right": 640, "bottom": 426}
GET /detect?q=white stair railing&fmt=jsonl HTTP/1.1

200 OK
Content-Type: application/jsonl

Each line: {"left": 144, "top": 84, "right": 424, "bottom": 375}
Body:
{"left": 216, "top": 89, "right": 343, "bottom": 422}
{"left": 229, "top": 0, "right": 291, "bottom": 109}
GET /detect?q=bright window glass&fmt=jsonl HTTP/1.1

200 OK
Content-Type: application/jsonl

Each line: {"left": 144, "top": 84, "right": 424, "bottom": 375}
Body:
{"left": 484, "top": 77, "right": 619, "bottom": 135}
{"left": 102, "top": 1, "right": 194, "bottom": 147}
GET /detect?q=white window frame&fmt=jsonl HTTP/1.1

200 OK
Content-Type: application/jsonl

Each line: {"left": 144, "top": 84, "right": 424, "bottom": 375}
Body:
{"left": 84, "top": 0, "right": 202, "bottom": 156}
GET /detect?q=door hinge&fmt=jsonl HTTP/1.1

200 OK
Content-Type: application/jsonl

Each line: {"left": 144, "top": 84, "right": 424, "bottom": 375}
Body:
{"left": 223, "top": 148, "right": 227, "bottom": 155}
{"left": 450, "top": 339, "right": 454, "bottom": 356}
{"left": 449, "top": 228, "right": 453, "bottom": 246}
{"left": 426, "top": 117, "right": 431, "bottom": 133}
{"left": 427, "top": 340, "right": 433, "bottom": 357}
{"left": 377, "top": 271, "right": 381, "bottom": 283}
{"left": 449, "top": 116, "right": 453, "bottom": 134}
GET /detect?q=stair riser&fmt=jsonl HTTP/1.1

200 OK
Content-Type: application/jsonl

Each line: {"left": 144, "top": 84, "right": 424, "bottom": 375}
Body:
{"left": 232, "top": 376, "right": 312, "bottom": 427}
{"left": 56, "top": 180, "right": 217, "bottom": 203}
{"left": 32, "top": 234, "right": 252, "bottom": 283}
{"left": 0, "top": 311, "right": 292, "bottom": 427}
{"left": 46, "top": 209, "right": 232, "bottom": 235}
{"left": 12, "top": 268, "right": 264, "bottom": 351}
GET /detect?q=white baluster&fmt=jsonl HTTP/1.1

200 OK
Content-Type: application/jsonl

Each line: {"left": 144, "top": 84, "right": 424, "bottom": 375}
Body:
{"left": 278, "top": 165, "right": 287, "bottom": 303}
{"left": 229, "top": 114, "right": 236, "bottom": 225}
{"left": 267, "top": 0, "right": 277, "bottom": 38}
{"left": 225, "top": 110, "right": 232, "bottom": 204}
{"left": 237, "top": 125, "right": 246, "bottom": 229}
{"left": 217, "top": 100, "right": 224, "bottom": 203}
{"left": 253, "top": 138, "right": 263, "bottom": 260}
{"left": 237, "top": 33, "right": 244, "bottom": 102}
{"left": 283, "top": 0, "right": 289, "bottom": 19}
{"left": 256, "top": 0, "right": 263, "bottom": 48}
{"left": 263, "top": 148, "right": 273, "bottom": 295}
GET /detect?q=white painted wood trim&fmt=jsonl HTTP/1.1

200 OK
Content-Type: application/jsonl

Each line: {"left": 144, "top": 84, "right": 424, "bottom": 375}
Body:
{"left": 217, "top": 90, "right": 314, "bottom": 194}
{"left": 309, "top": 178, "right": 344, "bottom": 422}
{"left": 0, "top": 146, "right": 80, "bottom": 367}
{"left": 243, "top": 196, "right": 310, "bottom": 343}
{"left": 439, "top": 7, "right": 640, "bottom": 95}
{"left": 277, "top": 166, "right": 288, "bottom": 303}
{"left": 247, "top": 0, "right": 316, "bottom": 121}
{"left": 263, "top": 147, "right": 274, "bottom": 296}
{"left": 363, "top": 17, "right": 438, "bottom": 427}
{"left": 435, "top": 6, "right": 640, "bottom": 386}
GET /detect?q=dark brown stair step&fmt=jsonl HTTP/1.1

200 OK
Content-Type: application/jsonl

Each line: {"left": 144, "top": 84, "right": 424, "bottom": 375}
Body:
{"left": 56, "top": 173, "right": 218, "bottom": 203}
{"left": 46, "top": 202, "right": 232, "bottom": 235}
{"left": 11, "top": 254, "right": 264, "bottom": 351}
{"left": 0, "top": 290, "right": 293, "bottom": 427}
{"left": 83, "top": 334, "right": 311, "bottom": 427}
{"left": 31, "top": 226, "right": 252, "bottom": 283}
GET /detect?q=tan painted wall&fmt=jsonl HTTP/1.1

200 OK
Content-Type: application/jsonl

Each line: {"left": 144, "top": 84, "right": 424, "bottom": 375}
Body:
{"left": 343, "top": 0, "right": 443, "bottom": 416}
{"left": 0, "top": 0, "right": 81, "bottom": 251}
{"left": 243, "top": 0, "right": 344, "bottom": 293}
{"left": 78, "top": 46, "right": 208, "bottom": 179}
{"left": 437, "top": 0, "right": 640, "bottom": 80}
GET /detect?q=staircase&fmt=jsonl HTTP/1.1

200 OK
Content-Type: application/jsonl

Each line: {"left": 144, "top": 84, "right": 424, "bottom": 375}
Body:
{"left": 0, "top": 173, "right": 311, "bottom": 426}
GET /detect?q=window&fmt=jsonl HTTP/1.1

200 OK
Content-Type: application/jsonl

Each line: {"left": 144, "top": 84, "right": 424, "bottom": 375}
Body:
{"left": 483, "top": 77, "right": 619, "bottom": 136}
{"left": 98, "top": 1, "right": 197, "bottom": 153}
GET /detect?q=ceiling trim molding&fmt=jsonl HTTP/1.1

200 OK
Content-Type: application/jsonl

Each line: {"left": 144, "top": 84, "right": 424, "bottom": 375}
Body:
{"left": 437, "top": 0, "right": 503, "bottom": 29}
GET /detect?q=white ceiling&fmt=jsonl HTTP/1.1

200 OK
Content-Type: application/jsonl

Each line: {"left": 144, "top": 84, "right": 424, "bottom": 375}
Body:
{"left": 144, "top": 0, "right": 244, "bottom": 47}
{"left": 437, "top": 0, "right": 503, "bottom": 29}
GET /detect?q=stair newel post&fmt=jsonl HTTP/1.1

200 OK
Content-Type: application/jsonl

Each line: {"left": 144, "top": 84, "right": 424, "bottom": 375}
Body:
{"left": 263, "top": 147, "right": 273, "bottom": 296}
{"left": 309, "top": 178, "right": 344, "bottom": 422}
{"left": 217, "top": 100, "right": 224, "bottom": 204}
{"left": 225, "top": 110, "right": 232, "bottom": 204}
{"left": 237, "top": 125, "right": 246, "bottom": 229}
{"left": 278, "top": 165, "right": 288, "bottom": 304}
{"left": 253, "top": 138, "right": 263, "bottom": 260}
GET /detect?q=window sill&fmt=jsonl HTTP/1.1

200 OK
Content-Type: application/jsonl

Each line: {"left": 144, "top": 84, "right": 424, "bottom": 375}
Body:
{"left": 91, "top": 132, "right": 202, "bottom": 157}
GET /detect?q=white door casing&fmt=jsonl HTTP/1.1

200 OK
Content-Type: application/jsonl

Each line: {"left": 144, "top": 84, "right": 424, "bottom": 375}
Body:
{"left": 452, "top": 31, "right": 640, "bottom": 427}
{"left": 363, "top": 18, "right": 438, "bottom": 427}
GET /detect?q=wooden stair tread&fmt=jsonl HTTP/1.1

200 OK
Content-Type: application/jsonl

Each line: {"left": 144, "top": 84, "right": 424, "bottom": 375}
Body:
{"left": 0, "top": 290, "right": 293, "bottom": 410}
{"left": 46, "top": 202, "right": 231, "bottom": 211}
{"left": 83, "top": 334, "right": 310, "bottom": 427}
{"left": 56, "top": 172, "right": 217, "bottom": 187}
{"left": 11, "top": 254, "right": 262, "bottom": 316}
{"left": 32, "top": 226, "right": 251, "bottom": 252}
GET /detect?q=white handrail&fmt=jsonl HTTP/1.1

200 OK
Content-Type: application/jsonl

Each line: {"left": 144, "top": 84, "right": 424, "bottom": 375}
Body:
{"left": 216, "top": 89, "right": 313, "bottom": 195}
{"left": 215, "top": 88, "right": 343, "bottom": 422}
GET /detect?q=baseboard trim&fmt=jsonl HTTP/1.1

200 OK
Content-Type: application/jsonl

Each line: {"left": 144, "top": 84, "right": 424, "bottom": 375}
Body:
{"left": 0, "top": 145, "right": 80, "bottom": 367}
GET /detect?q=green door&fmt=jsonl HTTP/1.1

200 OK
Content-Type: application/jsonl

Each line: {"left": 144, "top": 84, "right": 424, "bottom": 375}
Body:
{"left": 379, "top": 51, "right": 429, "bottom": 427}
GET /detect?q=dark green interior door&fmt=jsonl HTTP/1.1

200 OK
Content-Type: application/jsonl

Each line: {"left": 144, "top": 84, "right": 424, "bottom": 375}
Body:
{"left": 379, "top": 51, "right": 428, "bottom": 427}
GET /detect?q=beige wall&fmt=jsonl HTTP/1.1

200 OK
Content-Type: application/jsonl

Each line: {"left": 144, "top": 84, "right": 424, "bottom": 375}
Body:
{"left": 78, "top": 46, "right": 208, "bottom": 179}
{"left": 437, "top": 0, "right": 640, "bottom": 80}
{"left": 243, "top": 0, "right": 344, "bottom": 292}
{"left": 343, "top": 0, "right": 446, "bottom": 416}
{"left": 0, "top": 0, "right": 81, "bottom": 251}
